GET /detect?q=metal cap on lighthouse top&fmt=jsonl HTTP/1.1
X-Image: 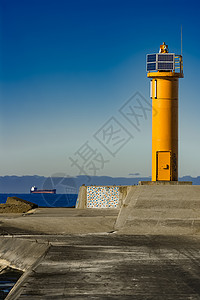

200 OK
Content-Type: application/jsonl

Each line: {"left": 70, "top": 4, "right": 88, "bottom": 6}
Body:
{"left": 146, "top": 42, "right": 184, "bottom": 78}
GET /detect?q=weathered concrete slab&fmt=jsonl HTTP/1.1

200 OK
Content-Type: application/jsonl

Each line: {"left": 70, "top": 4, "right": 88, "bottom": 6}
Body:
{"left": 115, "top": 185, "right": 200, "bottom": 235}
{"left": 0, "top": 237, "right": 49, "bottom": 272}
{"left": 0, "top": 208, "right": 118, "bottom": 235}
{"left": 5, "top": 235, "right": 200, "bottom": 299}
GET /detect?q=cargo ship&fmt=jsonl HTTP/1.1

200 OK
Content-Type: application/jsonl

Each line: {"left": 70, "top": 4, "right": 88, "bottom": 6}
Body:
{"left": 30, "top": 186, "right": 56, "bottom": 194}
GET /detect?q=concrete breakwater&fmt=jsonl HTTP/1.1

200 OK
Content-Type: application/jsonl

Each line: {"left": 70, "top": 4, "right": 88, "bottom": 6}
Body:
{"left": 0, "top": 184, "right": 200, "bottom": 298}
{"left": 1, "top": 184, "right": 200, "bottom": 236}
{"left": 76, "top": 184, "right": 200, "bottom": 235}
{"left": 1, "top": 234, "right": 200, "bottom": 299}
{"left": 0, "top": 237, "right": 49, "bottom": 299}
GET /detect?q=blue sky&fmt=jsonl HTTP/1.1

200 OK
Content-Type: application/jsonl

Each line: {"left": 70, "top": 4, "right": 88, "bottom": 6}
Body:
{"left": 1, "top": 0, "right": 200, "bottom": 177}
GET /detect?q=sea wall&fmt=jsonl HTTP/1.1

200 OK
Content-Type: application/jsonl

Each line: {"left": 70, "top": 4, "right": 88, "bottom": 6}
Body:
{"left": 76, "top": 185, "right": 134, "bottom": 209}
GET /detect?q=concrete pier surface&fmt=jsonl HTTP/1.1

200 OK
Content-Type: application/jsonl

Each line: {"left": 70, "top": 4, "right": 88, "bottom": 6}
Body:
{"left": 1, "top": 184, "right": 200, "bottom": 299}
{"left": 1, "top": 232, "right": 200, "bottom": 299}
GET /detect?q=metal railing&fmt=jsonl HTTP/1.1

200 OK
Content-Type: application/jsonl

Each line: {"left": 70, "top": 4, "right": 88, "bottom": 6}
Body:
{"left": 174, "top": 55, "right": 183, "bottom": 74}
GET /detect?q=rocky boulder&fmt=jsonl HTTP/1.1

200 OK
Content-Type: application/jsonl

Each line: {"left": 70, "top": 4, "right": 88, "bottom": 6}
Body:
{"left": 0, "top": 196, "right": 38, "bottom": 214}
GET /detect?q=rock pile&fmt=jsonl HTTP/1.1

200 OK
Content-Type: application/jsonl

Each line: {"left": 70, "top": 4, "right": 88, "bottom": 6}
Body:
{"left": 0, "top": 196, "right": 38, "bottom": 214}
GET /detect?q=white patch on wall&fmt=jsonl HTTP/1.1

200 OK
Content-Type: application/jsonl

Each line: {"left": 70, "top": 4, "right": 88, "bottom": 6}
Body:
{"left": 87, "top": 186, "right": 119, "bottom": 208}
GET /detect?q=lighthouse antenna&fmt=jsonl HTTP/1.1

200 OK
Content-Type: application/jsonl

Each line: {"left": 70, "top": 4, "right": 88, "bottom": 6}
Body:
{"left": 181, "top": 25, "right": 183, "bottom": 56}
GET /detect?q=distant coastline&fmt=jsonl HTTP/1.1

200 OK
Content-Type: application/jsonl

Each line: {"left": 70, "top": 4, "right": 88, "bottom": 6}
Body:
{"left": 0, "top": 175, "right": 200, "bottom": 194}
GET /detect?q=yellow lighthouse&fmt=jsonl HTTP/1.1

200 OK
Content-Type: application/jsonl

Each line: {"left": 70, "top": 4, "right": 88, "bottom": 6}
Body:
{"left": 147, "top": 42, "right": 183, "bottom": 181}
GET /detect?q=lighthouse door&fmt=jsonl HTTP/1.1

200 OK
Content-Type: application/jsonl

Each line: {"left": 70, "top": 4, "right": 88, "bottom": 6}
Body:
{"left": 156, "top": 151, "right": 171, "bottom": 181}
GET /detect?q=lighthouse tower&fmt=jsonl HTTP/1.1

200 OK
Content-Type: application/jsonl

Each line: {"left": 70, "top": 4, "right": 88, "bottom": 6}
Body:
{"left": 146, "top": 42, "right": 183, "bottom": 181}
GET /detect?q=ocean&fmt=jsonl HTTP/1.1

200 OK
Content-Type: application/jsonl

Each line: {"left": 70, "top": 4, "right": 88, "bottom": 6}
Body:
{"left": 0, "top": 193, "right": 78, "bottom": 207}
{"left": 0, "top": 268, "right": 23, "bottom": 299}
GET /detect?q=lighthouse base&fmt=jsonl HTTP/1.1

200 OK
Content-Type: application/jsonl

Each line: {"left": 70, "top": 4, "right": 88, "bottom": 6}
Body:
{"left": 139, "top": 181, "right": 192, "bottom": 186}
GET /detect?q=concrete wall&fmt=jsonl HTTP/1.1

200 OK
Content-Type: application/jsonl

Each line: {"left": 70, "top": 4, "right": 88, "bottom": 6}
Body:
{"left": 115, "top": 185, "right": 200, "bottom": 235}
{"left": 76, "top": 185, "right": 134, "bottom": 209}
